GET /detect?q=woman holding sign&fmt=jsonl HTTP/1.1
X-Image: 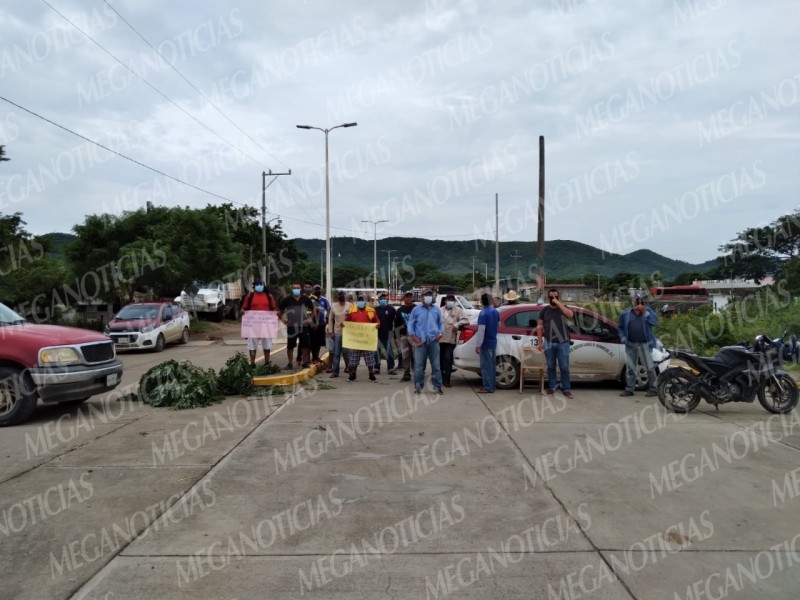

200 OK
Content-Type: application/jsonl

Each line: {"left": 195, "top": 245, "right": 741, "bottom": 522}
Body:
{"left": 241, "top": 276, "right": 277, "bottom": 366}
{"left": 343, "top": 295, "right": 380, "bottom": 382}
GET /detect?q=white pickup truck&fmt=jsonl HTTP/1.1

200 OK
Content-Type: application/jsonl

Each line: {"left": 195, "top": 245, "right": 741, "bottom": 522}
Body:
{"left": 435, "top": 294, "right": 481, "bottom": 322}
{"left": 175, "top": 281, "right": 243, "bottom": 321}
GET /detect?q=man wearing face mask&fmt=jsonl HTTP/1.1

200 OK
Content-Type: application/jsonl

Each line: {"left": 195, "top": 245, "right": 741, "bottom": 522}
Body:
{"left": 408, "top": 289, "right": 445, "bottom": 394}
{"left": 537, "top": 288, "right": 575, "bottom": 398}
{"left": 309, "top": 284, "right": 330, "bottom": 366}
{"left": 343, "top": 294, "right": 380, "bottom": 382}
{"left": 278, "top": 282, "right": 315, "bottom": 369}
{"left": 618, "top": 293, "right": 659, "bottom": 397}
{"left": 440, "top": 293, "right": 469, "bottom": 387}
{"left": 393, "top": 291, "right": 417, "bottom": 381}
{"left": 241, "top": 275, "right": 277, "bottom": 366}
{"left": 374, "top": 293, "right": 397, "bottom": 375}
{"left": 326, "top": 291, "right": 351, "bottom": 378}
{"left": 473, "top": 293, "right": 500, "bottom": 393}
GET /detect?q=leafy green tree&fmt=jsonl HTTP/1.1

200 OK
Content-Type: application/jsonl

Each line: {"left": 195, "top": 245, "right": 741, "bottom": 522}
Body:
{"left": 0, "top": 145, "right": 9, "bottom": 163}
{"left": 0, "top": 213, "right": 67, "bottom": 311}
{"left": 716, "top": 210, "right": 800, "bottom": 282}
{"left": 669, "top": 271, "right": 704, "bottom": 286}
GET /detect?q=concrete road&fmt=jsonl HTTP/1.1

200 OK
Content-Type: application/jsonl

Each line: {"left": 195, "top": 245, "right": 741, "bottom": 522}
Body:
{"left": 2, "top": 355, "right": 800, "bottom": 599}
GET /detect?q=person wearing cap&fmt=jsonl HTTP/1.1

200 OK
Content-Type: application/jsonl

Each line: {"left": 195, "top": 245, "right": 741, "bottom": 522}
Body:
{"left": 407, "top": 289, "right": 445, "bottom": 394}
{"left": 343, "top": 294, "right": 380, "bottom": 382}
{"left": 241, "top": 276, "right": 277, "bottom": 366}
{"left": 440, "top": 293, "right": 470, "bottom": 387}
{"left": 537, "top": 288, "right": 575, "bottom": 398}
{"left": 326, "top": 290, "right": 351, "bottom": 378}
{"left": 618, "top": 293, "right": 659, "bottom": 397}
{"left": 374, "top": 292, "right": 397, "bottom": 375}
{"left": 503, "top": 290, "right": 519, "bottom": 305}
{"left": 393, "top": 291, "right": 417, "bottom": 381}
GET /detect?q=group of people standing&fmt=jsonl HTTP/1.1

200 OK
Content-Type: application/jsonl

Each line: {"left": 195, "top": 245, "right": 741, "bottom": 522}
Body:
{"left": 241, "top": 278, "right": 662, "bottom": 400}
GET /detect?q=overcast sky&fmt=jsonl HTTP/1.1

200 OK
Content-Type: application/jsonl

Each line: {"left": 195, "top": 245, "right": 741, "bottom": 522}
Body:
{"left": 1, "top": 0, "right": 798, "bottom": 265}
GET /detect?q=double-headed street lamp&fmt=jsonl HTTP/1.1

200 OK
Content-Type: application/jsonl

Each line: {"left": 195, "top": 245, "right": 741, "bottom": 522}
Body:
{"left": 296, "top": 122, "right": 357, "bottom": 302}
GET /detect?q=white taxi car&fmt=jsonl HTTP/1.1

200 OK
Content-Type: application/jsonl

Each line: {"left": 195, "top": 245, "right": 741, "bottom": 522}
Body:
{"left": 105, "top": 302, "right": 190, "bottom": 352}
{"left": 453, "top": 304, "right": 670, "bottom": 390}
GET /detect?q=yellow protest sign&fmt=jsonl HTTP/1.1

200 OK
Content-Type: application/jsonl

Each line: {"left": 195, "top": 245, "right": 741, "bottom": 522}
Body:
{"left": 342, "top": 321, "right": 378, "bottom": 351}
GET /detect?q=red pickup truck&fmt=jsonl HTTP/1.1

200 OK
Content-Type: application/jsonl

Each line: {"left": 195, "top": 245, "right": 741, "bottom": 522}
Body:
{"left": 0, "top": 301, "right": 124, "bottom": 426}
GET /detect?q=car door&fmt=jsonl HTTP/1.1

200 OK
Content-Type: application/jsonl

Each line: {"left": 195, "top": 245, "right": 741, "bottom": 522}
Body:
{"left": 161, "top": 305, "right": 177, "bottom": 342}
{"left": 567, "top": 309, "right": 622, "bottom": 380}
{"left": 497, "top": 308, "right": 543, "bottom": 367}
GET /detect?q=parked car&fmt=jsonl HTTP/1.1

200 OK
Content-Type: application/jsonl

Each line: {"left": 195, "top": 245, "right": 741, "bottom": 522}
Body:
{"left": 453, "top": 304, "right": 670, "bottom": 390}
{"left": 105, "top": 302, "right": 190, "bottom": 352}
{"left": 0, "top": 301, "right": 123, "bottom": 426}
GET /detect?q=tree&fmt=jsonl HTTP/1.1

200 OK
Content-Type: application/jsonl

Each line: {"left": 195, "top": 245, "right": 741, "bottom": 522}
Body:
{"left": 0, "top": 213, "right": 67, "bottom": 312}
{"left": 0, "top": 145, "right": 9, "bottom": 163}
{"left": 669, "top": 271, "right": 704, "bottom": 286}
{"left": 716, "top": 210, "right": 800, "bottom": 282}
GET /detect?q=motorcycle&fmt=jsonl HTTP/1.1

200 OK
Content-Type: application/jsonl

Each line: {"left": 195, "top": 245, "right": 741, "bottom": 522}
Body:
{"left": 657, "top": 334, "right": 799, "bottom": 414}
{"left": 773, "top": 330, "right": 800, "bottom": 364}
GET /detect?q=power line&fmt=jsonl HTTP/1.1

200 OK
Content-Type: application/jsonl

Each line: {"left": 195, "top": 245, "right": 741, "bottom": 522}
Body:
{"left": 1, "top": 96, "right": 243, "bottom": 205}
{"left": 100, "top": 0, "right": 290, "bottom": 170}
{"left": 40, "top": 0, "right": 268, "bottom": 170}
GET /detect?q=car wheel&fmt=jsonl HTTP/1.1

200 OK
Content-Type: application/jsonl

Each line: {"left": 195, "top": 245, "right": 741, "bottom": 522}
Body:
{"left": 179, "top": 327, "right": 190, "bottom": 344}
{"left": 154, "top": 333, "right": 166, "bottom": 352}
{"left": 228, "top": 301, "right": 240, "bottom": 320}
{"left": 495, "top": 356, "right": 520, "bottom": 390}
{"left": 0, "top": 366, "right": 38, "bottom": 427}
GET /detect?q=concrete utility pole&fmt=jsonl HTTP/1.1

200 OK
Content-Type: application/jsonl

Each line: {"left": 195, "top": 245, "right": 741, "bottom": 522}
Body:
{"left": 495, "top": 193, "right": 500, "bottom": 298}
{"left": 261, "top": 169, "right": 291, "bottom": 281}
{"left": 537, "top": 136, "right": 545, "bottom": 303}
{"left": 510, "top": 251, "right": 522, "bottom": 284}
{"left": 363, "top": 219, "right": 388, "bottom": 301}
{"left": 381, "top": 249, "right": 396, "bottom": 298}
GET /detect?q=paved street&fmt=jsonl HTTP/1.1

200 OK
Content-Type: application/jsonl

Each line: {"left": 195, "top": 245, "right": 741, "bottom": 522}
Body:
{"left": 2, "top": 344, "right": 800, "bottom": 599}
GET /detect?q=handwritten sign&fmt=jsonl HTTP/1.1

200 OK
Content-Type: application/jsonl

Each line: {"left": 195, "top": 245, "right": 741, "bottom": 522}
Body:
{"left": 241, "top": 311, "right": 279, "bottom": 339}
{"left": 342, "top": 322, "right": 378, "bottom": 351}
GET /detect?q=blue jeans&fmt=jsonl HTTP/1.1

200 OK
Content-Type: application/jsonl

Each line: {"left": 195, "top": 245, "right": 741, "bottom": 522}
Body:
{"left": 374, "top": 331, "right": 395, "bottom": 372}
{"left": 331, "top": 334, "right": 344, "bottom": 375}
{"left": 479, "top": 346, "right": 496, "bottom": 392}
{"left": 624, "top": 342, "right": 656, "bottom": 392}
{"left": 413, "top": 340, "right": 441, "bottom": 391}
{"left": 544, "top": 341, "right": 571, "bottom": 393}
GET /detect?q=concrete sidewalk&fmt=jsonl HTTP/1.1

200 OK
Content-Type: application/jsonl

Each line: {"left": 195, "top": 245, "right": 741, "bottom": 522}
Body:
{"left": 5, "top": 367, "right": 800, "bottom": 599}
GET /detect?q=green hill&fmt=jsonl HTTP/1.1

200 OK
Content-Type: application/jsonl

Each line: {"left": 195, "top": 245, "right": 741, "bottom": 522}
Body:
{"left": 294, "top": 237, "right": 718, "bottom": 280}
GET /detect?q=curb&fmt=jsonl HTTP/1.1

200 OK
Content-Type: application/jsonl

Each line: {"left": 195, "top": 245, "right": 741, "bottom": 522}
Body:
{"left": 252, "top": 351, "right": 331, "bottom": 387}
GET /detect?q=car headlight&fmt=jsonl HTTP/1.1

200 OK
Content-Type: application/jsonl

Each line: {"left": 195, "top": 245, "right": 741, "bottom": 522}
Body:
{"left": 40, "top": 347, "right": 82, "bottom": 365}
{"left": 140, "top": 324, "right": 155, "bottom": 333}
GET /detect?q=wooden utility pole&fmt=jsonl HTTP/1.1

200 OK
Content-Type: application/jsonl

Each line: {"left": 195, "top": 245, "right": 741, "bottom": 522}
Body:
{"left": 537, "top": 136, "right": 545, "bottom": 301}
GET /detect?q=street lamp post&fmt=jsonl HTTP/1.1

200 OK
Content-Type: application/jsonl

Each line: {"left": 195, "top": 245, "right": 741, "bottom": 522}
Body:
{"left": 381, "top": 249, "right": 396, "bottom": 299}
{"left": 261, "top": 170, "right": 290, "bottom": 280}
{"left": 264, "top": 216, "right": 281, "bottom": 285}
{"left": 296, "top": 122, "right": 357, "bottom": 303}
{"left": 363, "top": 219, "right": 388, "bottom": 301}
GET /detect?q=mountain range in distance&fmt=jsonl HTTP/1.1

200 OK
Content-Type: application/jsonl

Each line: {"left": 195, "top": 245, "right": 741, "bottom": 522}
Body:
{"left": 294, "top": 237, "right": 719, "bottom": 280}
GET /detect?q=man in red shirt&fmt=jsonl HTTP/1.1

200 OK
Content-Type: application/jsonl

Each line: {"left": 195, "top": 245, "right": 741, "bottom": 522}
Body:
{"left": 343, "top": 294, "right": 380, "bottom": 382}
{"left": 241, "top": 276, "right": 277, "bottom": 366}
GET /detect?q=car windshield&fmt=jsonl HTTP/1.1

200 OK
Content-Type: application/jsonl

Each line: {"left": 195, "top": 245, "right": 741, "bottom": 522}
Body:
{"left": 115, "top": 305, "right": 160, "bottom": 320}
{"left": 0, "top": 302, "right": 26, "bottom": 326}
{"left": 457, "top": 296, "right": 475, "bottom": 310}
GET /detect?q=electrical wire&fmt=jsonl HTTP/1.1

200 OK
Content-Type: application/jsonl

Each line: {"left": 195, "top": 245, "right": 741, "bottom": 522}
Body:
{"left": 40, "top": 0, "right": 269, "bottom": 170}
{"left": 100, "top": 0, "right": 290, "bottom": 170}
{"left": 1, "top": 95, "right": 242, "bottom": 205}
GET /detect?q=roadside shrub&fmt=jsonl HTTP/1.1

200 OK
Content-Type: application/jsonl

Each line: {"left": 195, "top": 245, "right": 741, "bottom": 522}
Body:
{"left": 139, "top": 360, "right": 222, "bottom": 409}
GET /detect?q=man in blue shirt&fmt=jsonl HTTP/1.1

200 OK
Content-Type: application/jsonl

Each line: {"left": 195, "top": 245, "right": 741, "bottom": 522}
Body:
{"left": 407, "top": 289, "right": 444, "bottom": 394}
{"left": 473, "top": 293, "right": 500, "bottom": 393}
{"left": 618, "top": 293, "right": 659, "bottom": 397}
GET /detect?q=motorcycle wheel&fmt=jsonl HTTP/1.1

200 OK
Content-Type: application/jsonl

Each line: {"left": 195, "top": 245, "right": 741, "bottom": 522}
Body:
{"left": 757, "top": 373, "right": 799, "bottom": 414}
{"left": 657, "top": 367, "right": 702, "bottom": 413}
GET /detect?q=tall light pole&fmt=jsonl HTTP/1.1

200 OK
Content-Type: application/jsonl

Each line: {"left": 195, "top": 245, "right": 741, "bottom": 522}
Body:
{"left": 296, "top": 122, "right": 357, "bottom": 302}
{"left": 510, "top": 251, "right": 522, "bottom": 285}
{"left": 472, "top": 256, "right": 476, "bottom": 290}
{"left": 264, "top": 216, "right": 281, "bottom": 285}
{"left": 381, "top": 249, "right": 396, "bottom": 298}
{"left": 495, "top": 192, "right": 500, "bottom": 297}
{"left": 363, "top": 219, "right": 388, "bottom": 301}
